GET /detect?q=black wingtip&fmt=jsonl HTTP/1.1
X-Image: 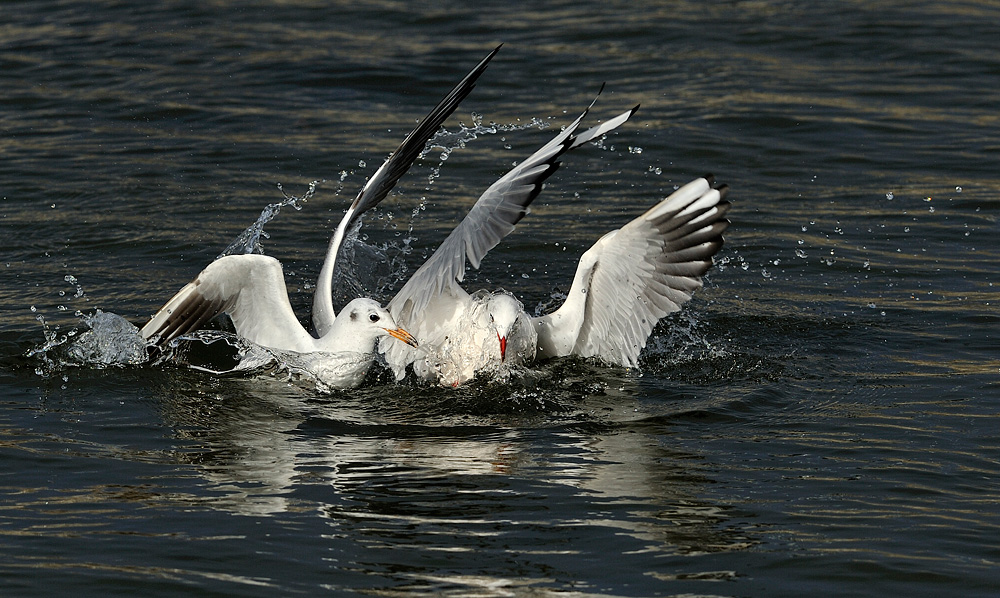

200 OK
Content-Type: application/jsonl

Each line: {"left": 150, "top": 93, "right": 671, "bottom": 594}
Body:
{"left": 584, "top": 83, "right": 607, "bottom": 113}
{"left": 715, "top": 184, "right": 730, "bottom": 201}
{"left": 345, "top": 45, "right": 502, "bottom": 226}
{"left": 470, "top": 44, "right": 503, "bottom": 84}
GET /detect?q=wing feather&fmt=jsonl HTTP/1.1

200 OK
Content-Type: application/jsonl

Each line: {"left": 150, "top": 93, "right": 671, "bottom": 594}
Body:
{"left": 142, "top": 254, "right": 316, "bottom": 353}
{"left": 533, "top": 176, "right": 731, "bottom": 366}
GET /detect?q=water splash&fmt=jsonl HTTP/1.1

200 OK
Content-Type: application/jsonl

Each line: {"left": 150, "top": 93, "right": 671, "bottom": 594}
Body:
{"left": 160, "top": 329, "right": 278, "bottom": 376}
{"left": 643, "top": 310, "right": 730, "bottom": 368}
{"left": 64, "top": 311, "right": 147, "bottom": 366}
{"left": 26, "top": 309, "right": 147, "bottom": 375}
{"left": 327, "top": 220, "right": 399, "bottom": 308}
{"left": 420, "top": 112, "right": 551, "bottom": 162}
{"left": 220, "top": 179, "right": 326, "bottom": 257}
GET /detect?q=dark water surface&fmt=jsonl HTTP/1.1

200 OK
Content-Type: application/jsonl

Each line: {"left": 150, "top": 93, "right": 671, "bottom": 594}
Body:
{"left": 3, "top": 1, "right": 999, "bottom": 596}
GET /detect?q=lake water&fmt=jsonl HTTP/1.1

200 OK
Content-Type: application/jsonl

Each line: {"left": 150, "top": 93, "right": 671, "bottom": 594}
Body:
{"left": 2, "top": 1, "right": 999, "bottom": 596}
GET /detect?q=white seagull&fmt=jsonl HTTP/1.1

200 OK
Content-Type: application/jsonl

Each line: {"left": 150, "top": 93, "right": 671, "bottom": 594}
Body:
{"left": 378, "top": 104, "right": 731, "bottom": 386}
{"left": 140, "top": 46, "right": 502, "bottom": 389}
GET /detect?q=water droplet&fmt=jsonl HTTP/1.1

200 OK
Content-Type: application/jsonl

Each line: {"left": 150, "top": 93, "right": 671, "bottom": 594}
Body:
{"left": 795, "top": 249, "right": 807, "bottom": 258}
{"left": 955, "top": 186, "right": 962, "bottom": 193}
{"left": 885, "top": 192, "right": 894, "bottom": 200}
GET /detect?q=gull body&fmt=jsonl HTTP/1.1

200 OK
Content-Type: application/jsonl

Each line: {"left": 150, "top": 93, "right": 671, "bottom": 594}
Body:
{"left": 141, "top": 254, "right": 416, "bottom": 388}
{"left": 139, "top": 46, "right": 502, "bottom": 388}
{"left": 404, "top": 290, "right": 537, "bottom": 386}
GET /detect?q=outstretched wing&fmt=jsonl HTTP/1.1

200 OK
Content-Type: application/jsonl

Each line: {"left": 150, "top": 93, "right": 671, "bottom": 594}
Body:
{"left": 387, "top": 95, "right": 638, "bottom": 327}
{"left": 142, "top": 254, "right": 316, "bottom": 353}
{"left": 533, "top": 176, "right": 730, "bottom": 367}
{"left": 313, "top": 45, "right": 501, "bottom": 336}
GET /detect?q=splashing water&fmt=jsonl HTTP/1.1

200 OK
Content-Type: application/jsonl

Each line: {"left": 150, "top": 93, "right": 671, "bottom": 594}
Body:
{"left": 643, "top": 310, "right": 729, "bottom": 368}
{"left": 421, "top": 112, "right": 551, "bottom": 162}
{"left": 26, "top": 309, "right": 148, "bottom": 375}
{"left": 160, "top": 329, "right": 278, "bottom": 376}
{"left": 65, "top": 311, "right": 148, "bottom": 366}
{"left": 220, "top": 179, "right": 326, "bottom": 257}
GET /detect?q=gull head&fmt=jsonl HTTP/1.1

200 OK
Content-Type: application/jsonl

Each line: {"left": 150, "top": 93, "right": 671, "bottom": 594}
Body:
{"left": 486, "top": 293, "right": 523, "bottom": 362}
{"left": 337, "top": 298, "right": 418, "bottom": 350}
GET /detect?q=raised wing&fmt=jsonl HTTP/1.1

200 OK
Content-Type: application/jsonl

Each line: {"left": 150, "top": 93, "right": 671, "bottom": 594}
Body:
{"left": 388, "top": 94, "right": 638, "bottom": 327}
{"left": 142, "top": 254, "right": 317, "bottom": 353}
{"left": 533, "top": 176, "right": 730, "bottom": 367}
{"left": 313, "top": 45, "right": 501, "bottom": 336}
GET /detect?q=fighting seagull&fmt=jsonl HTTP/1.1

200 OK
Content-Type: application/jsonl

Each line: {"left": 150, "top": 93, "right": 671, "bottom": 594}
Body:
{"left": 379, "top": 103, "right": 730, "bottom": 386}
{"left": 140, "top": 46, "right": 501, "bottom": 389}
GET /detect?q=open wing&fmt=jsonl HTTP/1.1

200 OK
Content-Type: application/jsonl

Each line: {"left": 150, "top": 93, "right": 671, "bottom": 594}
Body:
{"left": 142, "top": 254, "right": 317, "bottom": 353}
{"left": 533, "top": 176, "right": 730, "bottom": 367}
{"left": 387, "top": 94, "right": 638, "bottom": 327}
{"left": 312, "top": 45, "right": 501, "bottom": 336}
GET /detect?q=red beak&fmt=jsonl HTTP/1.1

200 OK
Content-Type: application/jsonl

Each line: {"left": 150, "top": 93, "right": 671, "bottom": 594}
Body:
{"left": 497, "top": 332, "right": 507, "bottom": 362}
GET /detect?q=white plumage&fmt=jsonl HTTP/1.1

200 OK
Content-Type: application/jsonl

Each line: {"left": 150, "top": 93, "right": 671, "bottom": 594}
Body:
{"left": 141, "top": 254, "right": 416, "bottom": 388}
{"left": 533, "top": 176, "right": 730, "bottom": 367}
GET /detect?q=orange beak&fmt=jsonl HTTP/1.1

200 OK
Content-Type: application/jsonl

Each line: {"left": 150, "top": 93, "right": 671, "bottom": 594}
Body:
{"left": 497, "top": 332, "right": 507, "bottom": 362}
{"left": 385, "top": 327, "right": 418, "bottom": 347}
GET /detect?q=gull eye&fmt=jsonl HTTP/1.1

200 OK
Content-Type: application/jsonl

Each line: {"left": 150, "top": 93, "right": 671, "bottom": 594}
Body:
{"left": 369, "top": 313, "right": 380, "bottom": 323}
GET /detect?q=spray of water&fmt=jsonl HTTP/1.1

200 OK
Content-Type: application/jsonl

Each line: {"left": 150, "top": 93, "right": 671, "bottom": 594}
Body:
{"left": 220, "top": 179, "right": 326, "bottom": 257}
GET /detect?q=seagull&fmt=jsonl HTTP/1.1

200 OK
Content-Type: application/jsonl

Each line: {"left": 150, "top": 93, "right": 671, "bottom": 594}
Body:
{"left": 139, "top": 45, "right": 502, "bottom": 389}
{"left": 378, "top": 104, "right": 730, "bottom": 386}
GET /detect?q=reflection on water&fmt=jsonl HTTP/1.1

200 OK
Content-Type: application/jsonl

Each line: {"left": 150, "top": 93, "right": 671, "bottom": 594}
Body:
{"left": 0, "top": 367, "right": 749, "bottom": 596}
{"left": 152, "top": 376, "right": 751, "bottom": 562}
